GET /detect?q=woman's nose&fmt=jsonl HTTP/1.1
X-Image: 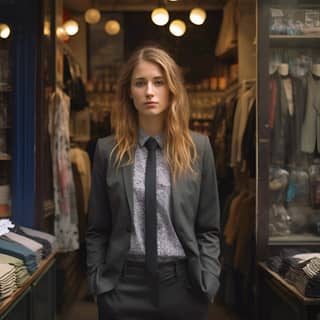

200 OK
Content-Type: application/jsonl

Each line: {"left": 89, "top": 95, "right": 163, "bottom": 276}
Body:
{"left": 146, "top": 82, "right": 154, "bottom": 96}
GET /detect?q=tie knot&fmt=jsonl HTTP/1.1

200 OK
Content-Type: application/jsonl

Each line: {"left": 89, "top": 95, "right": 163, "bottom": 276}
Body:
{"left": 145, "top": 137, "right": 158, "bottom": 152}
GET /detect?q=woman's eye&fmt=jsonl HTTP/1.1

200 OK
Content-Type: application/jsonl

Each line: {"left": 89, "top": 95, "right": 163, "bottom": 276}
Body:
{"left": 135, "top": 80, "right": 146, "bottom": 87}
{"left": 154, "top": 79, "right": 165, "bottom": 86}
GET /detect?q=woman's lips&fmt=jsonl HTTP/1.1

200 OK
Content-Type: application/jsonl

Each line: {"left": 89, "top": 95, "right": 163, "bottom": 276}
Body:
{"left": 145, "top": 101, "right": 157, "bottom": 106}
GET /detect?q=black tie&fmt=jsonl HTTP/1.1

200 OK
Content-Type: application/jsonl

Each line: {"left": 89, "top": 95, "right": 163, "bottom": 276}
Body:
{"left": 144, "top": 137, "right": 158, "bottom": 280}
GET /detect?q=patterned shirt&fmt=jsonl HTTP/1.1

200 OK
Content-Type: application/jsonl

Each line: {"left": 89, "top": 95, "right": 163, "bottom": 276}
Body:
{"left": 127, "top": 129, "right": 186, "bottom": 261}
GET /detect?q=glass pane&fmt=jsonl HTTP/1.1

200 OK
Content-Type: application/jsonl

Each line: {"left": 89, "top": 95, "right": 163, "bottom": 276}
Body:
{"left": 0, "top": 33, "right": 12, "bottom": 219}
{"left": 267, "top": 1, "right": 320, "bottom": 244}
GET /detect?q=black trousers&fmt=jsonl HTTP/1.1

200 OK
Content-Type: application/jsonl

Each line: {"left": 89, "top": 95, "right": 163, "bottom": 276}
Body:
{"left": 97, "top": 260, "right": 209, "bottom": 320}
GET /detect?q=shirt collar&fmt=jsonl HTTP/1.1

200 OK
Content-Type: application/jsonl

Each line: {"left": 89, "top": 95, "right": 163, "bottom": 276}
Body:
{"left": 138, "top": 128, "right": 164, "bottom": 149}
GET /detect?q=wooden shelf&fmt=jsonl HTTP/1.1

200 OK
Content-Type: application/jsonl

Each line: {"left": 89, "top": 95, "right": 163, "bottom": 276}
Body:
{"left": 259, "top": 262, "right": 320, "bottom": 305}
{"left": 269, "top": 34, "right": 320, "bottom": 48}
{"left": 0, "top": 252, "right": 56, "bottom": 315}
{"left": 0, "top": 85, "right": 12, "bottom": 93}
{"left": 0, "top": 154, "right": 11, "bottom": 161}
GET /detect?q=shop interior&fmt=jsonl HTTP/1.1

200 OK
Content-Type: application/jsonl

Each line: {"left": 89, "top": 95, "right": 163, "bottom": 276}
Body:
{"left": 57, "top": 0, "right": 255, "bottom": 318}
{"left": 1, "top": 0, "right": 320, "bottom": 319}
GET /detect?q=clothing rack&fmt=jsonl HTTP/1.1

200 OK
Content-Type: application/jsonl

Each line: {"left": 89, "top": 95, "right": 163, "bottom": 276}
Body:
{"left": 220, "top": 82, "right": 241, "bottom": 102}
{"left": 241, "top": 78, "right": 256, "bottom": 90}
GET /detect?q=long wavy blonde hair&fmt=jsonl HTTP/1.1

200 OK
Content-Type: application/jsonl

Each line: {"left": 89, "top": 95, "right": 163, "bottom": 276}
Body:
{"left": 111, "top": 46, "right": 197, "bottom": 181}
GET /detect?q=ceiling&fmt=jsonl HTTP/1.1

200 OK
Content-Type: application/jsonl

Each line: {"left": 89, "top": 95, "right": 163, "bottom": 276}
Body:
{"left": 63, "top": 0, "right": 226, "bottom": 13}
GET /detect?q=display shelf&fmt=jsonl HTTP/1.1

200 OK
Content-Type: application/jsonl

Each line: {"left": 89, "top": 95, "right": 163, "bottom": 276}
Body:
{"left": 259, "top": 262, "right": 320, "bottom": 304}
{"left": 270, "top": 34, "right": 320, "bottom": 38}
{"left": 269, "top": 35, "right": 320, "bottom": 47}
{"left": 0, "top": 253, "right": 56, "bottom": 316}
{"left": 0, "top": 154, "right": 11, "bottom": 161}
{"left": 258, "top": 262, "right": 320, "bottom": 320}
{"left": 270, "top": 233, "right": 320, "bottom": 245}
{"left": 0, "top": 89, "right": 12, "bottom": 93}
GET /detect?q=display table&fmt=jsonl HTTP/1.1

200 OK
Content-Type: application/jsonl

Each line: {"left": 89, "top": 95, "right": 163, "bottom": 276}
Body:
{"left": 0, "top": 253, "right": 56, "bottom": 320}
{"left": 258, "top": 262, "right": 320, "bottom": 320}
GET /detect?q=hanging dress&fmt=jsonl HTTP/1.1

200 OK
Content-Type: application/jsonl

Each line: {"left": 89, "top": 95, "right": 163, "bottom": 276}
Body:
{"left": 48, "top": 88, "right": 79, "bottom": 252}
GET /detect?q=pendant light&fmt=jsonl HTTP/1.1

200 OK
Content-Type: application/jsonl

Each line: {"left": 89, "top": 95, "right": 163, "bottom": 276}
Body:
{"left": 84, "top": 0, "right": 101, "bottom": 24}
{"left": 63, "top": 19, "right": 79, "bottom": 36}
{"left": 151, "top": 1, "right": 169, "bottom": 26}
{"left": 104, "top": 20, "right": 121, "bottom": 36}
{"left": 84, "top": 8, "right": 101, "bottom": 24}
{"left": 169, "top": 19, "right": 186, "bottom": 37}
{"left": 189, "top": 7, "right": 207, "bottom": 25}
{"left": 0, "top": 24, "right": 10, "bottom": 39}
{"left": 56, "top": 26, "right": 69, "bottom": 41}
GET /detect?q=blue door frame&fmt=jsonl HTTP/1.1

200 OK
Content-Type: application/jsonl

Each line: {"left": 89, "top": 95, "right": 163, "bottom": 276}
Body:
{"left": 1, "top": 0, "right": 40, "bottom": 227}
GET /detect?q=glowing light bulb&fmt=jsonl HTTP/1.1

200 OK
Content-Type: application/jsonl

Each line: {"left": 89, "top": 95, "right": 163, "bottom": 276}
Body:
{"left": 63, "top": 19, "right": 79, "bottom": 36}
{"left": 104, "top": 20, "right": 121, "bottom": 35}
{"left": 0, "top": 24, "right": 10, "bottom": 39}
{"left": 151, "top": 8, "right": 169, "bottom": 26}
{"left": 169, "top": 19, "right": 186, "bottom": 37}
{"left": 189, "top": 8, "right": 207, "bottom": 25}
{"left": 84, "top": 8, "right": 101, "bottom": 24}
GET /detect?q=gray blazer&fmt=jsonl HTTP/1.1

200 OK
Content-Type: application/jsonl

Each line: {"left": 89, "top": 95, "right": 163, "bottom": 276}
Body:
{"left": 86, "top": 131, "right": 221, "bottom": 303}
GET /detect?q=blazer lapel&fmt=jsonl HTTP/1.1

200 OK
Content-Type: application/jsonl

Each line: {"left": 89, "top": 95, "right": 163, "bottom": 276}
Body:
{"left": 122, "top": 162, "right": 134, "bottom": 217}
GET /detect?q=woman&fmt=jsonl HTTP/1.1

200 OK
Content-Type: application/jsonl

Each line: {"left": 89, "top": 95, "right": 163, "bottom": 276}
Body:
{"left": 86, "top": 46, "right": 221, "bottom": 320}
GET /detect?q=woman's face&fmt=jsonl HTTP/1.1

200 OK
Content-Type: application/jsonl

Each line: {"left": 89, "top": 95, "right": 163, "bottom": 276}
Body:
{"left": 130, "top": 60, "right": 170, "bottom": 122}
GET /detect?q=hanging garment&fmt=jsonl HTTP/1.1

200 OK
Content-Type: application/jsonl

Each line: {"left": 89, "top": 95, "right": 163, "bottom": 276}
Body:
{"left": 241, "top": 100, "right": 256, "bottom": 177}
{"left": 209, "top": 102, "right": 227, "bottom": 178}
{"left": 270, "top": 73, "right": 306, "bottom": 166}
{"left": 230, "top": 86, "right": 255, "bottom": 168}
{"left": 70, "top": 147, "right": 91, "bottom": 214}
{"left": 48, "top": 88, "right": 79, "bottom": 252}
{"left": 301, "top": 72, "right": 320, "bottom": 153}
{"left": 63, "top": 53, "right": 88, "bottom": 111}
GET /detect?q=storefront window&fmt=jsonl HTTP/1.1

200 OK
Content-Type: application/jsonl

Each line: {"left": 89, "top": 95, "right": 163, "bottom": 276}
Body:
{"left": 267, "top": 1, "right": 320, "bottom": 243}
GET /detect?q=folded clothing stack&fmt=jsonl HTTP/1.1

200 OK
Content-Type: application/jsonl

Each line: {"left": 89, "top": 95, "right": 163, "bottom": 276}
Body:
{"left": 294, "top": 257, "right": 320, "bottom": 298}
{"left": 0, "top": 253, "right": 29, "bottom": 287}
{"left": 0, "top": 239, "right": 37, "bottom": 274}
{"left": 2, "top": 232, "right": 43, "bottom": 265}
{"left": 20, "top": 226, "right": 58, "bottom": 255}
{"left": 0, "top": 263, "right": 16, "bottom": 300}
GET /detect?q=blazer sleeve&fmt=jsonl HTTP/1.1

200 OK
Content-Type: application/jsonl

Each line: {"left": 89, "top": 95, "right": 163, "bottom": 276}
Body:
{"left": 196, "top": 136, "right": 221, "bottom": 301}
{"left": 86, "top": 139, "right": 112, "bottom": 294}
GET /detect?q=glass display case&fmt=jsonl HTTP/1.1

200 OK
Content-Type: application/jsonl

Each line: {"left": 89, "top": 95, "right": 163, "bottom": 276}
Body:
{"left": 0, "top": 33, "right": 12, "bottom": 219}
{"left": 257, "top": 2, "right": 320, "bottom": 318}
{"left": 258, "top": 0, "right": 320, "bottom": 259}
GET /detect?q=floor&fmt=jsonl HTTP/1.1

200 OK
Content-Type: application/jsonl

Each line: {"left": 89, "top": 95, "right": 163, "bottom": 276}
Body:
{"left": 58, "top": 280, "right": 240, "bottom": 320}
